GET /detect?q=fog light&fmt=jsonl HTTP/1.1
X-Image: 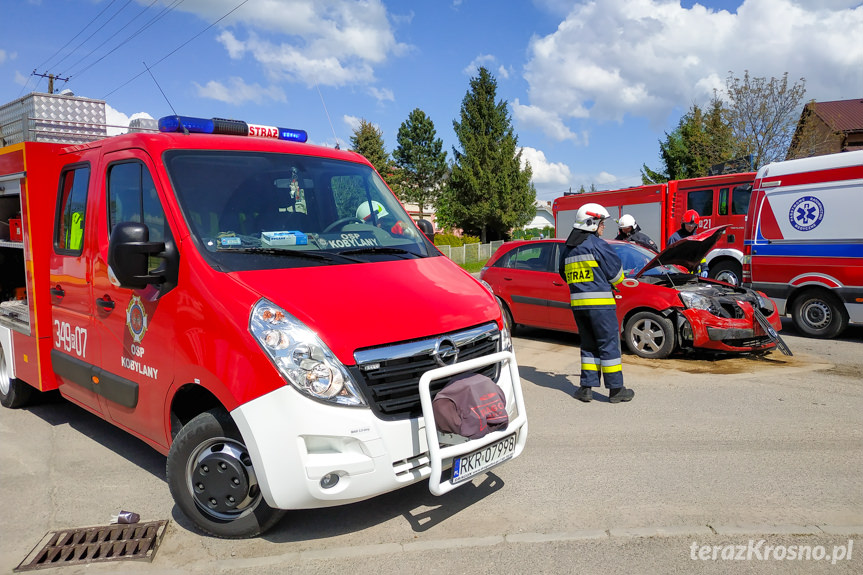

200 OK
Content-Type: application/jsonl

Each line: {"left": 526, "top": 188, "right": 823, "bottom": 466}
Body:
{"left": 320, "top": 473, "right": 340, "bottom": 489}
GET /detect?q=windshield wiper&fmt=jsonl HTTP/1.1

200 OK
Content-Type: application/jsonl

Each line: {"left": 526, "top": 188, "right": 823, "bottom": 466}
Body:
{"left": 220, "top": 247, "right": 361, "bottom": 263}
{"left": 338, "top": 246, "right": 416, "bottom": 257}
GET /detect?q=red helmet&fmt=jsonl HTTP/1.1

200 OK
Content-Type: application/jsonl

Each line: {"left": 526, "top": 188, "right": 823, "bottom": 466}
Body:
{"left": 682, "top": 209, "right": 700, "bottom": 225}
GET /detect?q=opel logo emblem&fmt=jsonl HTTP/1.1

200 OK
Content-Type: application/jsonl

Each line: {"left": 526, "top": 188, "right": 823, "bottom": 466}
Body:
{"left": 433, "top": 338, "right": 459, "bottom": 367}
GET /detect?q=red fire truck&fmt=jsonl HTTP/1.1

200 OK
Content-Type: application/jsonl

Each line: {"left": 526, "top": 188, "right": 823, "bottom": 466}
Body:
{"left": 553, "top": 172, "right": 755, "bottom": 285}
{"left": 0, "top": 92, "right": 527, "bottom": 538}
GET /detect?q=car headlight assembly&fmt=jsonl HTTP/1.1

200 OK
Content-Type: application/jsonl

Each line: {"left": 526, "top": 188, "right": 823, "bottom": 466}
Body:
{"left": 754, "top": 291, "right": 775, "bottom": 313}
{"left": 249, "top": 299, "right": 366, "bottom": 406}
{"left": 679, "top": 291, "right": 717, "bottom": 313}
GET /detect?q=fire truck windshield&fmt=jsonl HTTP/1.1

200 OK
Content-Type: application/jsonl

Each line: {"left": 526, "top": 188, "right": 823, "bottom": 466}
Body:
{"left": 163, "top": 150, "right": 434, "bottom": 271}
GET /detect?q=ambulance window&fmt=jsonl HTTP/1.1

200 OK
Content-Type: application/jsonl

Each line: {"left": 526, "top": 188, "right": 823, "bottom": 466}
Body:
{"left": 731, "top": 185, "right": 752, "bottom": 215}
{"left": 107, "top": 161, "right": 169, "bottom": 271}
{"left": 686, "top": 189, "right": 713, "bottom": 216}
{"left": 55, "top": 166, "right": 90, "bottom": 253}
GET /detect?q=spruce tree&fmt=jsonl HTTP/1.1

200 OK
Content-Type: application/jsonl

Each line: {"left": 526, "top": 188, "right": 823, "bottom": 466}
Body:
{"left": 392, "top": 109, "right": 448, "bottom": 218}
{"left": 437, "top": 67, "right": 536, "bottom": 242}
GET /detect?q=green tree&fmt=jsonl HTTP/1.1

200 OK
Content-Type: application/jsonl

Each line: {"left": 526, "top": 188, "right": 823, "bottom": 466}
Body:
{"left": 437, "top": 67, "right": 536, "bottom": 242}
{"left": 641, "top": 98, "right": 735, "bottom": 184}
{"left": 723, "top": 71, "right": 806, "bottom": 168}
{"left": 392, "top": 108, "right": 448, "bottom": 219}
{"left": 350, "top": 119, "right": 395, "bottom": 187}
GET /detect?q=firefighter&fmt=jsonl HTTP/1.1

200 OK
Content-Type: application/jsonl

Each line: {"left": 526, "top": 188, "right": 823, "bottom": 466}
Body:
{"left": 668, "top": 209, "right": 709, "bottom": 277}
{"left": 615, "top": 214, "right": 658, "bottom": 251}
{"left": 558, "top": 203, "right": 634, "bottom": 403}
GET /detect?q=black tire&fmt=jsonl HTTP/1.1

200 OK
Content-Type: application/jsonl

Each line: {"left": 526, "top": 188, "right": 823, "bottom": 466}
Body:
{"left": 166, "top": 409, "right": 285, "bottom": 538}
{"left": 624, "top": 311, "right": 676, "bottom": 359}
{"left": 0, "top": 345, "right": 34, "bottom": 409}
{"left": 708, "top": 259, "right": 742, "bottom": 286}
{"left": 498, "top": 298, "right": 517, "bottom": 335}
{"left": 791, "top": 289, "right": 849, "bottom": 339}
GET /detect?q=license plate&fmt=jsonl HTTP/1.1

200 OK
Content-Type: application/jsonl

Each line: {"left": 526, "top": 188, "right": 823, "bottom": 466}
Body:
{"left": 451, "top": 433, "right": 516, "bottom": 485}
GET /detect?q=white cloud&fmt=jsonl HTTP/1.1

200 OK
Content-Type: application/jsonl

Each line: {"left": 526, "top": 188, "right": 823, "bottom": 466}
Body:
{"left": 14, "top": 71, "right": 27, "bottom": 86}
{"left": 105, "top": 104, "right": 155, "bottom": 136}
{"left": 194, "top": 77, "right": 286, "bottom": 105}
{"left": 0, "top": 49, "right": 6, "bottom": 65}
{"left": 343, "top": 114, "right": 362, "bottom": 132}
{"left": 463, "top": 54, "right": 498, "bottom": 76}
{"left": 197, "top": 0, "right": 408, "bottom": 90}
{"left": 520, "top": 146, "right": 572, "bottom": 185}
{"left": 522, "top": 0, "right": 863, "bottom": 138}
{"left": 512, "top": 98, "right": 579, "bottom": 142}
{"left": 368, "top": 86, "right": 394, "bottom": 103}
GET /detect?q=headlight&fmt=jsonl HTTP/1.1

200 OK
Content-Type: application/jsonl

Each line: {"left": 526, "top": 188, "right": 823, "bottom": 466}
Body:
{"left": 249, "top": 299, "right": 366, "bottom": 406}
{"left": 679, "top": 291, "right": 714, "bottom": 311}
{"left": 754, "top": 291, "right": 774, "bottom": 313}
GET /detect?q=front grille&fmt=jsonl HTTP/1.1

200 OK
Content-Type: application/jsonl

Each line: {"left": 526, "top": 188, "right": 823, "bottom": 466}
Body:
{"left": 352, "top": 323, "right": 501, "bottom": 420}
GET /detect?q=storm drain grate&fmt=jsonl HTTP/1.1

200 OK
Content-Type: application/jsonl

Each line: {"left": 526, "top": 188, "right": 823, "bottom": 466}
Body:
{"left": 14, "top": 520, "right": 168, "bottom": 572}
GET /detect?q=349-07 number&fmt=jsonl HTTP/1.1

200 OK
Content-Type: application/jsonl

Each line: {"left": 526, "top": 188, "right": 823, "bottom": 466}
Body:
{"left": 54, "top": 320, "right": 88, "bottom": 359}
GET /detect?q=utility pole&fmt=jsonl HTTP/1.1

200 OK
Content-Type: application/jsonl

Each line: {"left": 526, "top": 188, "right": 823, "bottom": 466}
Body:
{"left": 32, "top": 71, "right": 70, "bottom": 94}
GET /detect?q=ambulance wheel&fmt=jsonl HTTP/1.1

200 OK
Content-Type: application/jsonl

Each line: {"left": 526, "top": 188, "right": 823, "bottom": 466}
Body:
{"left": 624, "top": 311, "right": 676, "bottom": 359}
{"left": 791, "top": 289, "right": 848, "bottom": 339}
{"left": 0, "top": 347, "right": 33, "bottom": 408}
{"left": 709, "top": 260, "right": 741, "bottom": 286}
{"left": 167, "top": 409, "right": 285, "bottom": 538}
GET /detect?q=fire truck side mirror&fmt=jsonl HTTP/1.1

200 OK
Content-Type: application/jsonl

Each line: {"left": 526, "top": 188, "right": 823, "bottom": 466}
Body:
{"left": 108, "top": 222, "right": 166, "bottom": 289}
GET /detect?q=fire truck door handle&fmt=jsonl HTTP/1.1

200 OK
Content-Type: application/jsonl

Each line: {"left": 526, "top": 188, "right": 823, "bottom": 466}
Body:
{"left": 50, "top": 286, "right": 65, "bottom": 299}
{"left": 96, "top": 296, "right": 115, "bottom": 311}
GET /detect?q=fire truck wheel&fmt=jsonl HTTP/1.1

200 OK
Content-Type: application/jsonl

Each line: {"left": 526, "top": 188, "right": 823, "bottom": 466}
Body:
{"left": 791, "top": 289, "right": 849, "bottom": 339}
{"left": 624, "top": 311, "right": 676, "bottom": 359}
{"left": 0, "top": 347, "right": 34, "bottom": 408}
{"left": 167, "top": 409, "right": 285, "bottom": 538}
{"left": 708, "top": 260, "right": 741, "bottom": 286}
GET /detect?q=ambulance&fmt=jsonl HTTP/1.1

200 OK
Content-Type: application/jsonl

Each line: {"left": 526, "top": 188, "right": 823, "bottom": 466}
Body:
{"left": 742, "top": 150, "right": 863, "bottom": 338}
{"left": 0, "top": 93, "right": 527, "bottom": 538}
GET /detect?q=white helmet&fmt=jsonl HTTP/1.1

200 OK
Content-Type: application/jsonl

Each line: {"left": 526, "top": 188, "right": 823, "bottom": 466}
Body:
{"left": 618, "top": 214, "right": 636, "bottom": 229}
{"left": 573, "top": 203, "right": 610, "bottom": 232}
{"left": 356, "top": 200, "right": 389, "bottom": 222}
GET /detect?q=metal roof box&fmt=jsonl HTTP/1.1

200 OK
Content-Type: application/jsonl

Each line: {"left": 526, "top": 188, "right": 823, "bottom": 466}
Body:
{"left": 0, "top": 92, "right": 107, "bottom": 146}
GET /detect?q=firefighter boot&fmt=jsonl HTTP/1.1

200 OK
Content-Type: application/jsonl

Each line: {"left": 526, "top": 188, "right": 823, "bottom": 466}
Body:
{"left": 608, "top": 386, "right": 634, "bottom": 403}
{"left": 574, "top": 386, "right": 593, "bottom": 402}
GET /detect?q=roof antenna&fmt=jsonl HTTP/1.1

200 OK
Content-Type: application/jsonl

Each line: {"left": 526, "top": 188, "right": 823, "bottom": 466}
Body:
{"left": 315, "top": 78, "right": 341, "bottom": 148}
{"left": 143, "top": 61, "right": 185, "bottom": 133}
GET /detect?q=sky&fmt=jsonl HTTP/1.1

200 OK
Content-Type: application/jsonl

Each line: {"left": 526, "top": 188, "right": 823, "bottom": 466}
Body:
{"left": 2, "top": 0, "right": 862, "bottom": 202}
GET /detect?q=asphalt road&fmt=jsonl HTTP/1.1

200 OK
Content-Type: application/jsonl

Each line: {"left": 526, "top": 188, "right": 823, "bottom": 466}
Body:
{"left": 1, "top": 319, "right": 861, "bottom": 574}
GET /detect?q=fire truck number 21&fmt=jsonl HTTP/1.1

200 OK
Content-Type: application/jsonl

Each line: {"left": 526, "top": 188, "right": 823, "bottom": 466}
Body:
{"left": 54, "top": 320, "right": 88, "bottom": 359}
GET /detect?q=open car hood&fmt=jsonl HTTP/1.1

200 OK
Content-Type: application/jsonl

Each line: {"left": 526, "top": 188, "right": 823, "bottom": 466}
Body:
{"left": 636, "top": 225, "right": 730, "bottom": 277}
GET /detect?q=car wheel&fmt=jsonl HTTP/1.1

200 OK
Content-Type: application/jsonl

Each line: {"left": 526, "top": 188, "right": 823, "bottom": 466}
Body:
{"left": 167, "top": 409, "right": 285, "bottom": 538}
{"left": 0, "top": 345, "right": 34, "bottom": 409}
{"left": 624, "top": 311, "right": 676, "bottom": 359}
{"left": 791, "top": 289, "right": 848, "bottom": 339}
{"left": 498, "top": 298, "right": 517, "bottom": 335}
{"left": 708, "top": 260, "right": 741, "bottom": 286}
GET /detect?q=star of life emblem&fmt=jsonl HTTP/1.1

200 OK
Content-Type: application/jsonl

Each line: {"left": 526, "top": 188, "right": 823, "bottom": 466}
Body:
{"left": 788, "top": 195, "right": 824, "bottom": 232}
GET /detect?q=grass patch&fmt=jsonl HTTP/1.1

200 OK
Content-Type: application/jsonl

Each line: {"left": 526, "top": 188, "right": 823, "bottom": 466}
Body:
{"left": 459, "top": 260, "right": 488, "bottom": 274}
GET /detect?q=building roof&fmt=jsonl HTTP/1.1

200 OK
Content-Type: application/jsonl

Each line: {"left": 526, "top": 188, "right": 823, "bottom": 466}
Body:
{"left": 808, "top": 99, "right": 863, "bottom": 133}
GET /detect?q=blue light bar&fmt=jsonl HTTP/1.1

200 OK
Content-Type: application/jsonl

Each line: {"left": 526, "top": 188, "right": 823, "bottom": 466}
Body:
{"left": 158, "top": 115, "right": 307, "bottom": 143}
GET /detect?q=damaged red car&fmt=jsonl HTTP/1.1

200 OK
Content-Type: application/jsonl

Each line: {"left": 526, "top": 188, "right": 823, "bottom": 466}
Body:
{"left": 480, "top": 226, "right": 787, "bottom": 359}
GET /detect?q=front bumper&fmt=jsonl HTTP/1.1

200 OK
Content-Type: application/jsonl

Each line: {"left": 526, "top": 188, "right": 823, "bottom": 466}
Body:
{"left": 680, "top": 301, "right": 783, "bottom": 352}
{"left": 231, "top": 352, "right": 526, "bottom": 510}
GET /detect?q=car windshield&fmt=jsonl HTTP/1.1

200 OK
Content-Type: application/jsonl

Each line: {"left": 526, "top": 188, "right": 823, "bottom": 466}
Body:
{"left": 611, "top": 242, "right": 683, "bottom": 277}
{"left": 163, "top": 150, "right": 435, "bottom": 271}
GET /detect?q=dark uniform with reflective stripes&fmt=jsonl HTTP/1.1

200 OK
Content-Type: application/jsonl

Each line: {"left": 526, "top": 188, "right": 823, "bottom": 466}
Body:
{"left": 559, "top": 233, "right": 626, "bottom": 389}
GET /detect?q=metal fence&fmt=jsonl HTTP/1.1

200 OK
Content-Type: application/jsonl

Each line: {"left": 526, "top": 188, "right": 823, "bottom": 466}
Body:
{"left": 435, "top": 240, "right": 506, "bottom": 265}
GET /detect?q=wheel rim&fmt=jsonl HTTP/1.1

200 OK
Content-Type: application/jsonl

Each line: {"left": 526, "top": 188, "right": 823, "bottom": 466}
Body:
{"left": 631, "top": 317, "right": 666, "bottom": 354}
{"left": 715, "top": 270, "right": 739, "bottom": 285}
{"left": 0, "top": 351, "right": 9, "bottom": 396}
{"left": 801, "top": 299, "right": 832, "bottom": 331}
{"left": 186, "top": 436, "right": 261, "bottom": 521}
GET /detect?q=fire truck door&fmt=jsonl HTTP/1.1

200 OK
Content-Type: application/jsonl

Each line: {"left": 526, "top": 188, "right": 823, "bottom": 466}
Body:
{"left": 92, "top": 154, "right": 176, "bottom": 445}
{"left": 49, "top": 164, "right": 103, "bottom": 413}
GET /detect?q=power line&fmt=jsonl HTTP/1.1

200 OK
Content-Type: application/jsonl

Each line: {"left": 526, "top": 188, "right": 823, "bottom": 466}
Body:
{"left": 32, "top": 0, "right": 119, "bottom": 72}
{"left": 65, "top": 0, "right": 183, "bottom": 79}
{"left": 53, "top": 0, "right": 134, "bottom": 71}
{"left": 102, "top": 0, "right": 251, "bottom": 99}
